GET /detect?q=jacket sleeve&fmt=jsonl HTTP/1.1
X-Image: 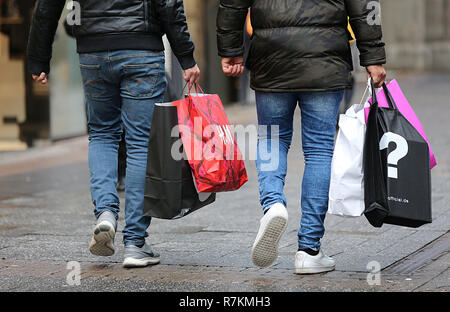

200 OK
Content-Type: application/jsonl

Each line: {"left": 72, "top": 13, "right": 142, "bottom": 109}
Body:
{"left": 216, "top": 0, "right": 251, "bottom": 57}
{"left": 27, "top": 0, "right": 66, "bottom": 75}
{"left": 345, "top": 0, "right": 386, "bottom": 66}
{"left": 155, "top": 0, "right": 196, "bottom": 70}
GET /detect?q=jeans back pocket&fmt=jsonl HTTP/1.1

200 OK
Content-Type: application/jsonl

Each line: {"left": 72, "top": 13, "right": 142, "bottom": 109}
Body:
{"left": 122, "top": 63, "right": 160, "bottom": 98}
{"left": 79, "top": 64, "right": 107, "bottom": 99}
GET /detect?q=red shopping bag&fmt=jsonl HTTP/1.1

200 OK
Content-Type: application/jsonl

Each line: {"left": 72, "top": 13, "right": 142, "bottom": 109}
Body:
{"left": 174, "top": 87, "right": 248, "bottom": 192}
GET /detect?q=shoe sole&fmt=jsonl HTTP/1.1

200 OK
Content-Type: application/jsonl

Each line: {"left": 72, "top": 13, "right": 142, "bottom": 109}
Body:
{"left": 122, "top": 257, "right": 161, "bottom": 268}
{"left": 251, "top": 216, "right": 288, "bottom": 268}
{"left": 295, "top": 265, "right": 335, "bottom": 275}
{"left": 89, "top": 221, "right": 115, "bottom": 256}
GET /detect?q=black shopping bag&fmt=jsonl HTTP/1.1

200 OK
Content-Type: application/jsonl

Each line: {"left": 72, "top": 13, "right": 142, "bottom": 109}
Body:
{"left": 363, "top": 79, "right": 432, "bottom": 228}
{"left": 144, "top": 102, "right": 216, "bottom": 219}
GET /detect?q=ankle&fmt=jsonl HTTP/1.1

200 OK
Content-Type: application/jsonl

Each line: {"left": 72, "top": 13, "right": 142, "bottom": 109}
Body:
{"left": 298, "top": 248, "right": 319, "bottom": 256}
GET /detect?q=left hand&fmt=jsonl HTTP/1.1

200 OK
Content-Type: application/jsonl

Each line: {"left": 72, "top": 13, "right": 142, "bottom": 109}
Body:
{"left": 32, "top": 72, "right": 48, "bottom": 85}
{"left": 221, "top": 57, "right": 245, "bottom": 77}
{"left": 183, "top": 64, "right": 201, "bottom": 85}
{"left": 366, "top": 65, "right": 386, "bottom": 88}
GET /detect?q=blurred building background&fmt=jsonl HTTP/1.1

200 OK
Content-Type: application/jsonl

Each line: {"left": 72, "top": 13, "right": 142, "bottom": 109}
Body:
{"left": 0, "top": 0, "right": 450, "bottom": 150}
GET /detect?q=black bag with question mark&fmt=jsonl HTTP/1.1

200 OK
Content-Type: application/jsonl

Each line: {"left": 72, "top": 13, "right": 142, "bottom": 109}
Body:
{"left": 363, "top": 79, "right": 432, "bottom": 228}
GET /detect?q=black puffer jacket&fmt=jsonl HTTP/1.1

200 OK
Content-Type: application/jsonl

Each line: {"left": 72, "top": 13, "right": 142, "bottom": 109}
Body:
{"left": 27, "top": 0, "right": 196, "bottom": 75}
{"left": 217, "top": 0, "right": 386, "bottom": 92}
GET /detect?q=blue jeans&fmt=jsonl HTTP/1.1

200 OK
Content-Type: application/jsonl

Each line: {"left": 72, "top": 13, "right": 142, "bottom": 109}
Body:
{"left": 255, "top": 91, "right": 344, "bottom": 251}
{"left": 79, "top": 50, "right": 167, "bottom": 246}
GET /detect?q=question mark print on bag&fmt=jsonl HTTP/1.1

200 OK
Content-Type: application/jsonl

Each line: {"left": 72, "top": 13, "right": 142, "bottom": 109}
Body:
{"left": 379, "top": 132, "right": 408, "bottom": 179}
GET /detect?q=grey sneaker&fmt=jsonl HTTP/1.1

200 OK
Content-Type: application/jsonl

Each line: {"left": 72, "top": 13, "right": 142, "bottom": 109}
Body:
{"left": 123, "top": 243, "right": 160, "bottom": 268}
{"left": 89, "top": 210, "right": 117, "bottom": 256}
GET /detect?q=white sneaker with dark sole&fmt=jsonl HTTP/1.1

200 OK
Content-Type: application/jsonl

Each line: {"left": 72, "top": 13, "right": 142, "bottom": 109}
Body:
{"left": 251, "top": 203, "right": 288, "bottom": 268}
{"left": 295, "top": 249, "right": 335, "bottom": 274}
{"left": 89, "top": 211, "right": 117, "bottom": 257}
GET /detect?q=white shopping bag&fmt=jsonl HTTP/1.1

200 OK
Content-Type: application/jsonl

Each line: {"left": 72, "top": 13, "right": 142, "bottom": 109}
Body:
{"left": 328, "top": 100, "right": 367, "bottom": 217}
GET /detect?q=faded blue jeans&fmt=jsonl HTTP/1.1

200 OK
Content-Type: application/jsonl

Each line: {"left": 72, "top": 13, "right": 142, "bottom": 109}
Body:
{"left": 79, "top": 50, "right": 167, "bottom": 246}
{"left": 255, "top": 91, "right": 344, "bottom": 251}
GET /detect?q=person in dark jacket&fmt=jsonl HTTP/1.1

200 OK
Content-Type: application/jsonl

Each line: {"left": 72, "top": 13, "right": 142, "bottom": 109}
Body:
{"left": 217, "top": 0, "right": 386, "bottom": 273}
{"left": 28, "top": 0, "right": 200, "bottom": 268}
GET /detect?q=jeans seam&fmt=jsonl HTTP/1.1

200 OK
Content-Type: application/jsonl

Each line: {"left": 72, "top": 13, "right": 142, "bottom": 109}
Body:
{"left": 79, "top": 64, "right": 100, "bottom": 69}
{"left": 79, "top": 54, "right": 109, "bottom": 60}
{"left": 124, "top": 240, "right": 145, "bottom": 246}
{"left": 79, "top": 52, "right": 164, "bottom": 61}
{"left": 110, "top": 52, "right": 164, "bottom": 61}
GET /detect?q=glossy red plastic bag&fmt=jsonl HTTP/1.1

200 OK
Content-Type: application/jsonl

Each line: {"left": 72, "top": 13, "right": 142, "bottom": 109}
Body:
{"left": 174, "top": 91, "right": 248, "bottom": 192}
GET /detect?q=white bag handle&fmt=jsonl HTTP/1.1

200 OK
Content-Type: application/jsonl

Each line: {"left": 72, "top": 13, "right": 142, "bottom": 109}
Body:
{"left": 359, "top": 77, "right": 385, "bottom": 111}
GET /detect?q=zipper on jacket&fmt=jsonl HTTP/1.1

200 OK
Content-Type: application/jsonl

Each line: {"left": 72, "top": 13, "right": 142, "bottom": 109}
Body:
{"left": 143, "top": 0, "right": 149, "bottom": 31}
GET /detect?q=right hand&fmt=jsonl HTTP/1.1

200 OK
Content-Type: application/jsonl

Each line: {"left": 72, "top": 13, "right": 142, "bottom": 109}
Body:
{"left": 183, "top": 64, "right": 201, "bottom": 85}
{"left": 366, "top": 65, "right": 386, "bottom": 88}
{"left": 221, "top": 57, "right": 245, "bottom": 77}
{"left": 32, "top": 72, "right": 48, "bottom": 85}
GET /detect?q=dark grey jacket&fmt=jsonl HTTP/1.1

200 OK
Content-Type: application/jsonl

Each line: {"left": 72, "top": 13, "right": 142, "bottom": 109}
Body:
{"left": 27, "top": 0, "right": 196, "bottom": 75}
{"left": 217, "top": 0, "right": 386, "bottom": 92}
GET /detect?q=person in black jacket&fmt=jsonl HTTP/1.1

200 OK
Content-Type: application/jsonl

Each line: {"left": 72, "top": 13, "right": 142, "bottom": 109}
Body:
{"left": 217, "top": 0, "right": 386, "bottom": 273}
{"left": 27, "top": 0, "right": 200, "bottom": 268}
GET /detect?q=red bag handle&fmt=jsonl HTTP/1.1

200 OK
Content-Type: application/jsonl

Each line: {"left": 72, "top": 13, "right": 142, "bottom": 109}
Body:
{"left": 186, "top": 82, "right": 206, "bottom": 96}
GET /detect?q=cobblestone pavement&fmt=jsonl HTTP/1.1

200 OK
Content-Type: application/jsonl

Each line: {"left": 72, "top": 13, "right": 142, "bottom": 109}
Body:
{"left": 0, "top": 73, "right": 449, "bottom": 292}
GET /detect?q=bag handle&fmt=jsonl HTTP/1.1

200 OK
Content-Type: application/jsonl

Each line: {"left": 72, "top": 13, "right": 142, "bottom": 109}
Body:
{"left": 369, "top": 77, "right": 378, "bottom": 109}
{"left": 181, "top": 81, "right": 193, "bottom": 98}
{"left": 358, "top": 83, "right": 369, "bottom": 106}
{"left": 181, "top": 81, "right": 188, "bottom": 97}
{"left": 194, "top": 83, "right": 205, "bottom": 95}
{"left": 369, "top": 77, "right": 398, "bottom": 110}
{"left": 381, "top": 82, "right": 398, "bottom": 110}
{"left": 183, "top": 82, "right": 206, "bottom": 97}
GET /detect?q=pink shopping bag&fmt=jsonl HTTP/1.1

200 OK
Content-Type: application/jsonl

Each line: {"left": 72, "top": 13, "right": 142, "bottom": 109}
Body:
{"left": 364, "top": 79, "right": 437, "bottom": 169}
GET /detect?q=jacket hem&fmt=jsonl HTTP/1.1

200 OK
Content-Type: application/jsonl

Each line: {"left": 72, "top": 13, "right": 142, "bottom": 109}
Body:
{"left": 76, "top": 33, "right": 165, "bottom": 54}
{"left": 250, "top": 84, "right": 351, "bottom": 93}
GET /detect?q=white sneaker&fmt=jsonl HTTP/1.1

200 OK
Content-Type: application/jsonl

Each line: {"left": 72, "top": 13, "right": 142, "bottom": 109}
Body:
{"left": 251, "top": 203, "right": 288, "bottom": 267}
{"left": 295, "top": 249, "right": 336, "bottom": 274}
